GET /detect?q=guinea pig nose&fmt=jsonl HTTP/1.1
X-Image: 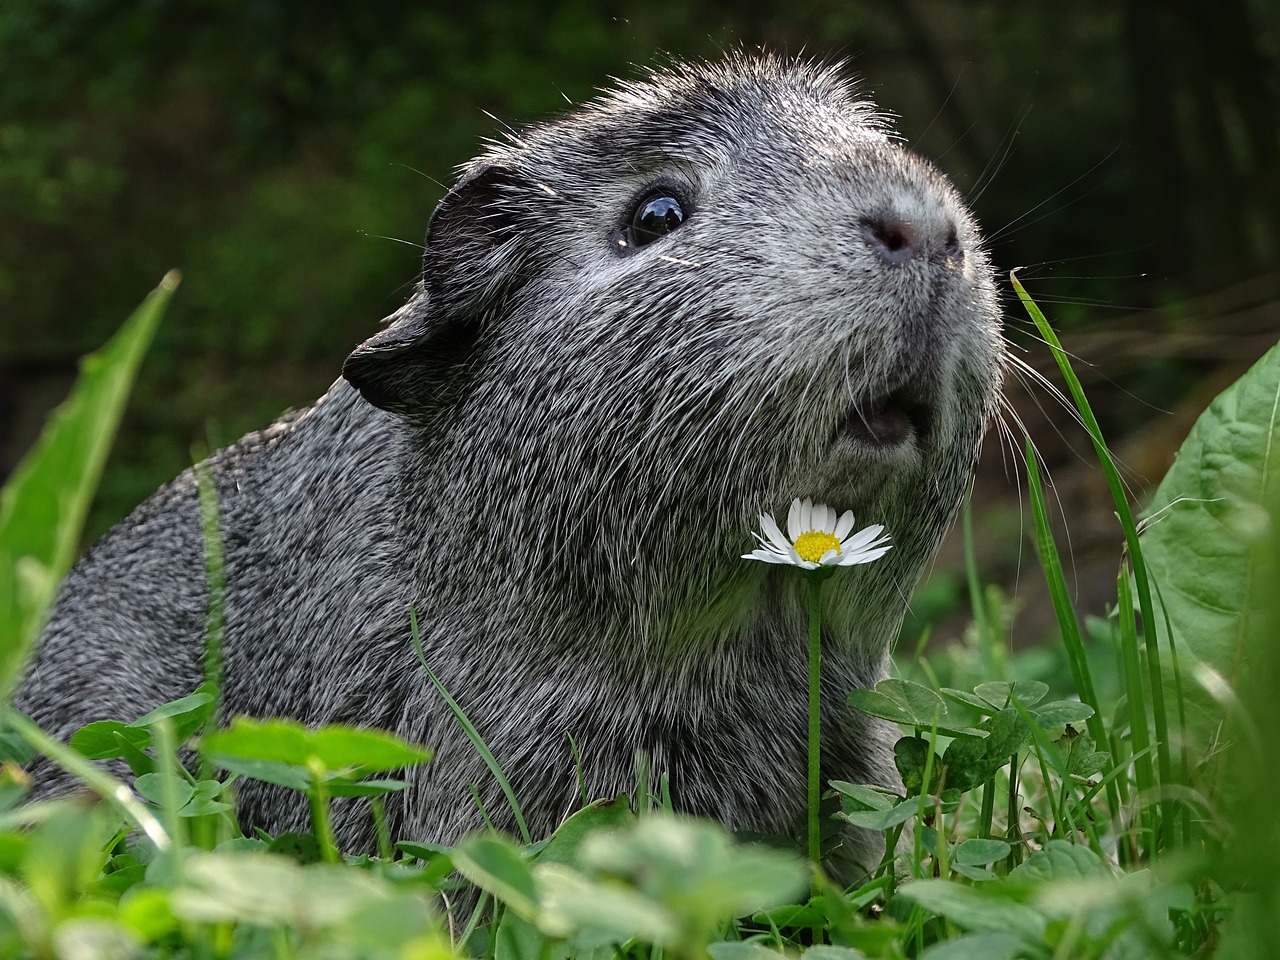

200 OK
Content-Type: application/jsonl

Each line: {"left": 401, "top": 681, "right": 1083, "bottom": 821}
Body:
{"left": 860, "top": 215, "right": 962, "bottom": 266}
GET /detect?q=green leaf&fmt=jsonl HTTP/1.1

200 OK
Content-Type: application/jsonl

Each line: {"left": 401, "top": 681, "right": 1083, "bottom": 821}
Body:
{"left": 943, "top": 708, "right": 1032, "bottom": 792}
{"left": 942, "top": 682, "right": 1051, "bottom": 717}
{"left": 1141, "top": 341, "right": 1280, "bottom": 782}
{"left": 896, "top": 879, "right": 1046, "bottom": 939}
{"left": 707, "top": 944, "right": 785, "bottom": 960}
{"left": 832, "top": 780, "right": 922, "bottom": 829}
{"left": 918, "top": 932, "right": 1026, "bottom": 960}
{"left": 532, "top": 795, "right": 636, "bottom": 866}
{"left": 752, "top": 902, "right": 827, "bottom": 929}
{"left": 206, "top": 757, "right": 310, "bottom": 792}
{"left": 307, "top": 725, "right": 433, "bottom": 772}
{"left": 893, "top": 736, "right": 935, "bottom": 796}
{"left": 173, "top": 849, "right": 440, "bottom": 951}
{"left": 117, "top": 730, "right": 157, "bottom": 778}
{"left": 453, "top": 833, "right": 539, "bottom": 918}
{"left": 801, "top": 947, "right": 870, "bottom": 960}
{"left": 178, "top": 782, "right": 234, "bottom": 818}
{"left": 394, "top": 841, "right": 455, "bottom": 886}
{"left": 953, "top": 838, "right": 1013, "bottom": 866}
{"left": 829, "top": 781, "right": 900, "bottom": 810}
{"left": 266, "top": 832, "right": 321, "bottom": 863}
{"left": 0, "top": 713, "right": 36, "bottom": 765}
{"left": 326, "top": 778, "right": 408, "bottom": 796}
{"left": 51, "top": 919, "right": 141, "bottom": 958}
{"left": 0, "top": 765, "right": 30, "bottom": 813}
{"left": 133, "top": 773, "right": 194, "bottom": 809}
{"left": 200, "top": 717, "right": 431, "bottom": 781}
{"left": 939, "top": 688, "right": 995, "bottom": 713}
{"left": 973, "top": 680, "right": 1048, "bottom": 708}
{"left": 133, "top": 692, "right": 215, "bottom": 743}
{"left": 22, "top": 803, "right": 114, "bottom": 916}
{"left": 579, "top": 815, "right": 807, "bottom": 922}
{"left": 69, "top": 721, "right": 152, "bottom": 760}
{"left": 117, "top": 886, "right": 182, "bottom": 943}
{"left": 975, "top": 707, "right": 1032, "bottom": 758}
{"left": 1060, "top": 730, "right": 1111, "bottom": 780}
{"left": 200, "top": 718, "right": 311, "bottom": 767}
{"left": 1009, "top": 839, "right": 1108, "bottom": 885}
{"left": 0, "top": 833, "right": 27, "bottom": 876}
{"left": 396, "top": 840, "right": 453, "bottom": 861}
{"left": 837, "top": 797, "right": 920, "bottom": 831}
{"left": 174, "top": 852, "right": 343, "bottom": 926}
{"left": 534, "top": 861, "right": 679, "bottom": 946}
{"left": 951, "top": 864, "right": 997, "bottom": 882}
{"left": 0, "top": 273, "right": 176, "bottom": 701}
{"left": 1015, "top": 277, "right": 1177, "bottom": 844}
{"left": 848, "top": 679, "right": 949, "bottom": 727}
{"left": 1028, "top": 700, "right": 1095, "bottom": 729}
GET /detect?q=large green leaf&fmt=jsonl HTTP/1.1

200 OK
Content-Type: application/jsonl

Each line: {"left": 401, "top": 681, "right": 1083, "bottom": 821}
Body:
{"left": 452, "top": 832, "right": 540, "bottom": 918}
{"left": 0, "top": 273, "right": 177, "bottom": 702}
{"left": 895, "top": 879, "right": 1045, "bottom": 940}
{"left": 199, "top": 716, "right": 432, "bottom": 779}
{"left": 1140, "top": 341, "right": 1280, "bottom": 784}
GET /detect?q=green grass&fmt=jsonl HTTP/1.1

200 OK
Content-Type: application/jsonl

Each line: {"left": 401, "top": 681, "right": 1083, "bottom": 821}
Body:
{"left": 0, "top": 279, "right": 1277, "bottom": 958}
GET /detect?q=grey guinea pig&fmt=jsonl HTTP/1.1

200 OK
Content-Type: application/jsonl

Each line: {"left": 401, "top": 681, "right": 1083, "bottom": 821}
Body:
{"left": 16, "top": 51, "right": 1004, "bottom": 883}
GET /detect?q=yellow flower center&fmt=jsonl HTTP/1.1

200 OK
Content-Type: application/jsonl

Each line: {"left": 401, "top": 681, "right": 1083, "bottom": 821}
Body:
{"left": 793, "top": 530, "right": 841, "bottom": 563}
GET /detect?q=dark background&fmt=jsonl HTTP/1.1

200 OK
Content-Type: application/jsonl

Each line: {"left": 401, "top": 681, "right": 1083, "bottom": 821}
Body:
{"left": 2, "top": 0, "right": 1277, "bottom": 641}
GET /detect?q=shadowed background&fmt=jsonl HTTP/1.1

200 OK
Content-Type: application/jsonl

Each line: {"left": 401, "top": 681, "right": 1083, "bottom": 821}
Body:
{"left": 2, "top": 0, "right": 1277, "bottom": 643}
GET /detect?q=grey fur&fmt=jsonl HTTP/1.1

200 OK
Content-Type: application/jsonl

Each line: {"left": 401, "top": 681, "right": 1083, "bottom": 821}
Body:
{"left": 16, "top": 53, "right": 1003, "bottom": 880}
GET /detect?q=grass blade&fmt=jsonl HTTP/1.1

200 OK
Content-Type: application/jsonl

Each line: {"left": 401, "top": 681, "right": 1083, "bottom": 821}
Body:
{"left": 1013, "top": 274, "right": 1176, "bottom": 850}
{"left": 1023, "top": 439, "right": 1120, "bottom": 829}
{"left": 3, "top": 710, "right": 170, "bottom": 851}
{"left": 0, "top": 273, "right": 178, "bottom": 701}
{"left": 1117, "top": 565, "right": 1155, "bottom": 860}
{"left": 409, "top": 607, "right": 531, "bottom": 844}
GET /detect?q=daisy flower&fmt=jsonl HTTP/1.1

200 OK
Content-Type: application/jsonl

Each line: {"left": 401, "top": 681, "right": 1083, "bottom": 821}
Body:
{"left": 743, "top": 497, "right": 891, "bottom": 569}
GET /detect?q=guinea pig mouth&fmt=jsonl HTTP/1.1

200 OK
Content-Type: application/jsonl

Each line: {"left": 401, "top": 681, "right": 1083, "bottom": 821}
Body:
{"left": 838, "top": 391, "right": 932, "bottom": 447}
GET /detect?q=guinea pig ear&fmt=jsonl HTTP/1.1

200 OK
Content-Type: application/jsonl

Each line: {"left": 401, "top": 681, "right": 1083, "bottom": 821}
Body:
{"left": 421, "top": 163, "right": 527, "bottom": 285}
{"left": 342, "top": 165, "right": 524, "bottom": 415}
{"left": 341, "top": 294, "right": 473, "bottom": 415}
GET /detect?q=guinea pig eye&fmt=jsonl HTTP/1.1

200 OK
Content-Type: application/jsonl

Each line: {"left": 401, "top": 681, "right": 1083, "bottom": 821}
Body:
{"left": 630, "top": 193, "right": 686, "bottom": 246}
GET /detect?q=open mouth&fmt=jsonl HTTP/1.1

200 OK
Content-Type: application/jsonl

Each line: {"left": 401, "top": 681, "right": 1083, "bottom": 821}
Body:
{"left": 836, "top": 390, "right": 932, "bottom": 447}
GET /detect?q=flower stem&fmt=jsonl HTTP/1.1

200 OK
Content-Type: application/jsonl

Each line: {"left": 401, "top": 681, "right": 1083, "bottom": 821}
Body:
{"left": 807, "top": 575, "right": 823, "bottom": 866}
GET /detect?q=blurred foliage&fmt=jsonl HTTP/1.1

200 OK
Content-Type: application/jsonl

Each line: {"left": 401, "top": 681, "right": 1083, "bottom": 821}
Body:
{"left": 0, "top": 0, "right": 1277, "bottom": 536}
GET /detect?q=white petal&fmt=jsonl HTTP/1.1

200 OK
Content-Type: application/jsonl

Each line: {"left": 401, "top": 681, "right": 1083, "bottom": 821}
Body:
{"left": 811, "top": 503, "right": 828, "bottom": 533}
{"left": 836, "top": 543, "right": 893, "bottom": 565}
{"left": 799, "top": 498, "right": 813, "bottom": 534}
{"left": 839, "top": 524, "right": 887, "bottom": 552}
{"left": 754, "top": 533, "right": 789, "bottom": 555}
{"left": 833, "top": 510, "right": 856, "bottom": 540}
{"left": 786, "top": 499, "right": 804, "bottom": 540}
{"left": 824, "top": 504, "right": 840, "bottom": 533}
{"left": 745, "top": 549, "right": 793, "bottom": 564}
{"left": 760, "top": 514, "right": 793, "bottom": 553}
{"left": 817, "top": 547, "right": 839, "bottom": 564}
{"left": 805, "top": 502, "right": 821, "bottom": 533}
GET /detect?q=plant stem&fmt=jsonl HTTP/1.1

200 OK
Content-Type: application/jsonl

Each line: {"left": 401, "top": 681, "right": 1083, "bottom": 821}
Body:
{"left": 307, "top": 760, "right": 340, "bottom": 864}
{"left": 979, "top": 775, "right": 995, "bottom": 840}
{"left": 151, "top": 717, "right": 186, "bottom": 882}
{"left": 1006, "top": 754, "right": 1022, "bottom": 871}
{"left": 807, "top": 575, "right": 823, "bottom": 866}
